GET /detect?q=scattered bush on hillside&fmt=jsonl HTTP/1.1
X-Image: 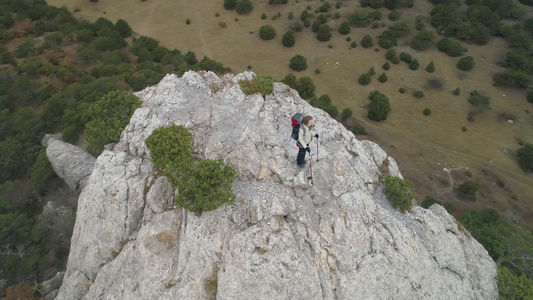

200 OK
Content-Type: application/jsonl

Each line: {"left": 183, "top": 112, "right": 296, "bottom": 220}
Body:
{"left": 84, "top": 90, "right": 141, "bottom": 154}
{"left": 281, "top": 74, "right": 315, "bottom": 99}
{"left": 423, "top": 108, "right": 431, "bottom": 116}
{"left": 421, "top": 195, "right": 453, "bottom": 213}
{"left": 146, "top": 125, "right": 236, "bottom": 213}
{"left": 358, "top": 73, "right": 371, "bottom": 85}
{"left": 368, "top": 66, "right": 376, "bottom": 76}
{"left": 385, "top": 48, "right": 398, "bottom": 61}
{"left": 413, "top": 90, "right": 424, "bottom": 98}
{"left": 457, "top": 180, "right": 479, "bottom": 201}
{"left": 312, "top": 14, "right": 328, "bottom": 32}
{"left": 310, "top": 94, "right": 339, "bottom": 118}
{"left": 436, "top": 38, "right": 466, "bottom": 57}
{"left": 517, "top": 143, "right": 533, "bottom": 172}
{"left": 238, "top": 74, "right": 273, "bottom": 96}
{"left": 493, "top": 70, "right": 532, "bottom": 89}
{"left": 453, "top": 87, "right": 461, "bottom": 95}
{"left": 316, "top": 24, "right": 332, "bottom": 41}
{"left": 367, "top": 91, "right": 391, "bottom": 121}
{"left": 388, "top": 10, "right": 401, "bottom": 21}
{"left": 457, "top": 56, "right": 475, "bottom": 71}
{"left": 339, "top": 21, "right": 351, "bottom": 34}
{"left": 341, "top": 108, "right": 353, "bottom": 121}
{"left": 409, "top": 59, "right": 419, "bottom": 70}
{"left": 468, "top": 90, "right": 490, "bottom": 110}
{"left": 498, "top": 266, "right": 533, "bottom": 300}
{"left": 289, "top": 54, "right": 307, "bottom": 71}
{"left": 351, "top": 41, "right": 357, "bottom": 48}
{"left": 259, "top": 25, "right": 276, "bottom": 40}
{"left": 378, "top": 73, "right": 388, "bottom": 83}
{"left": 382, "top": 62, "right": 390, "bottom": 70}
{"left": 399, "top": 87, "right": 406, "bottom": 93}
{"left": 383, "top": 175, "right": 415, "bottom": 212}
{"left": 261, "top": 13, "right": 267, "bottom": 20}
{"left": 361, "top": 35, "right": 374, "bottom": 48}
{"left": 351, "top": 124, "right": 367, "bottom": 135}
{"left": 410, "top": 29, "right": 435, "bottom": 50}
{"left": 349, "top": 10, "right": 372, "bottom": 27}
{"left": 282, "top": 31, "right": 295, "bottom": 47}
{"left": 224, "top": 0, "right": 237, "bottom": 10}
{"left": 269, "top": 0, "right": 288, "bottom": 3}
{"left": 425, "top": 61, "right": 435, "bottom": 73}
{"left": 115, "top": 19, "right": 132, "bottom": 37}
{"left": 236, "top": 0, "right": 253, "bottom": 14}
{"left": 399, "top": 52, "right": 412, "bottom": 63}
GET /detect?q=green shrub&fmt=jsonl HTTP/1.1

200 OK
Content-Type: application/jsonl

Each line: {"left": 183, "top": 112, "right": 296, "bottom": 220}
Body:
{"left": 436, "top": 38, "right": 466, "bottom": 57}
{"left": 351, "top": 124, "right": 367, "bottom": 135}
{"left": 527, "top": 91, "right": 533, "bottom": 103}
{"left": 186, "top": 19, "right": 191, "bottom": 25}
{"left": 493, "top": 70, "right": 532, "bottom": 89}
{"left": 368, "top": 66, "right": 375, "bottom": 76}
{"left": 457, "top": 180, "right": 479, "bottom": 201}
{"left": 261, "top": 13, "right": 267, "bottom": 19}
{"left": 341, "top": 108, "right": 352, "bottom": 121}
{"left": 146, "top": 125, "right": 236, "bottom": 213}
{"left": 288, "top": 12, "right": 294, "bottom": 19}
{"left": 425, "top": 61, "right": 435, "bottom": 73}
{"left": 282, "top": 31, "right": 295, "bottom": 47}
{"left": 385, "top": 49, "right": 398, "bottom": 62}
{"left": 259, "top": 25, "right": 276, "bottom": 40}
{"left": 413, "top": 91, "right": 424, "bottom": 98}
{"left": 382, "top": 62, "right": 390, "bottom": 70}
{"left": 236, "top": 0, "right": 253, "bottom": 14}
{"left": 85, "top": 90, "right": 141, "bottom": 153}
{"left": 378, "top": 73, "right": 388, "bottom": 83}
{"left": 399, "top": 52, "right": 412, "bottom": 63}
{"left": 388, "top": 10, "right": 401, "bottom": 21}
{"left": 399, "top": 87, "right": 406, "bottom": 93}
{"left": 409, "top": 59, "right": 419, "bottom": 70}
{"left": 367, "top": 91, "right": 391, "bottom": 121}
{"left": 350, "top": 41, "right": 357, "bottom": 48}
{"left": 453, "top": 88, "right": 461, "bottom": 96}
{"left": 224, "top": 0, "right": 237, "bottom": 10}
{"left": 358, "top": 73, "right": 371, "bottom": 85}
{"left": 361, "top": 35, "right": 374, "bottom": 48}
{"left": 383, "top": 175, "right": 415, "bottom": 212}
{"left": 468, "top": 90, "right": 490, "bottom": 109}
{"left": 517, "top": 143, "right": 533, "bottom": 172}
{"left": 316, "top": 24, "right": 332, "bottom": 41}
{"left": 462, "top": 126, "right": 467, "bottom": 132}
{"left": 498, "top": 266, "right": 533, "bottom": 300}
{"left": 289, "top": 54, "right": 307, "bottom": 71}
{"left": 281, "top": 74, "right": 315, "bottom": 99}
{"left": 310, "top": 94, "right": 339, "bottom": 118}
{"left": 457, "top": 56, "right": 475, "bottom": 71}
{"left": 238, "top": 74, "right": 273, "bottom": 96}
{"left": 339, "top": 21, "right": 351, "bottom": 34}
{"left": 410, "top": 29, "right": 436, "bottom": 51}
{"left": 423, "top": 108, "right": 431, "bottom": 116}
{"left": 315, "top": 68, "right": 321, "bottom": 74}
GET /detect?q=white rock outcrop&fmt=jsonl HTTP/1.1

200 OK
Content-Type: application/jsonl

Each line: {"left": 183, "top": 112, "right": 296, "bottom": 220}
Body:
{"left": 55, "top": 71, "right": 498, "bottom": 300}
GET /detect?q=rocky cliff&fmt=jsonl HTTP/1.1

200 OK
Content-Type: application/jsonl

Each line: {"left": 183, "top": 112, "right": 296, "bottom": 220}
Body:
{"left": 53, "top": 71, "right": 497, "bottom": 299}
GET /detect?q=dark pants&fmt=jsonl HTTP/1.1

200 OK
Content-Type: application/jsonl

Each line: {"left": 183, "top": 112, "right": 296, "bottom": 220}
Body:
{"left": 297, "top": 146, "right": 307, "bottom": 166}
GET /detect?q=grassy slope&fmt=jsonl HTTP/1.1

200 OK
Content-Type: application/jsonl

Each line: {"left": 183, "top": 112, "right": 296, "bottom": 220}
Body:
{"left": 47, "top": 0, "right": 533, "bottom": 229}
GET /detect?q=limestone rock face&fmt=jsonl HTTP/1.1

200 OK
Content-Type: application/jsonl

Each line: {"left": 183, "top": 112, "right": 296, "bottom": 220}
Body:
{"left": 55, "top": 72, "right": 498, "bottom": 300}
{"left": 44, "top": 138, "right": 96, "bottom": 193}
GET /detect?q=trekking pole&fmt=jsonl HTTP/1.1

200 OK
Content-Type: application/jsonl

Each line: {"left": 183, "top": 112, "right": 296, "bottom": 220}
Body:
{"left": 308, "top": 152, "right": 314, "bottom": 185}
{"left": 316, "top": 138, "right": 319, "bottom": 162}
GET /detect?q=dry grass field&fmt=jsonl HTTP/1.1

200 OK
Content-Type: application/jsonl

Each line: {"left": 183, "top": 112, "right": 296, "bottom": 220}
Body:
{"left": 47, "top": 0, "right": 533, "bottom": 229}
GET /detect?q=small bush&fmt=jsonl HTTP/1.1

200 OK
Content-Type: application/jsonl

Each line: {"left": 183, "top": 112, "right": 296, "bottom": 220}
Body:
{"left": 409, "top": 59, "right": 419, "bottom": 70}
{"left": 339, "top": 21, "right": 351, "bottom": 34}
{"left": 378, "top": 73, "right": 388, "bottom": 83}
{"left": 282, "top": 31, "right": 295, "bottom": 47}
{"left": 453, "top": 88, "right": 461, "bottom": 96}
{"left": 457, "top": 180, "right": 479, "bottom": 201}
{"left": 351, "top": 124, "right": 367, "bottom": 135}
{"left": 310, "top": 94, "right": 339, "bottom": 118}
{"left": 358, "top": 73, "right": 371, "bottom": 85}
{"left": 468, "top": 90, "right": 490, "bottom": 109}
{"left": 238, "top": 74, "right": 273, "bottom": 96}
{"left": 399, "top": 52, "right": 412, "bottom": 63}
{"left": 462, "top": 126, "right": 467, "bottom": 132}
{"left": 368, "top": 66, "right": 375, "bottom": 76}
{"left": 425, "top": 61, "right": 435, "bottom": 73}
{"left": 436, "top": 38, "right": 466, "bottom": 57}
{"left": 315, "top": 68, "right": 321, "bottom": 74}
{"left": 361, "top": 35, "right": 374, "bottom": 48}
{"left": 367, "top": 91, "right": 391, "bottom": 121}
{"left": 186, "top": 19, "right": 191, "bottom": 25}
{"left": 289, "top": 55, "right": 307, "bottom": 71}
{"left": 527, "top": 91, "right": 533, "bottom": 103}
{"left": 350, "top": 41, "right": 357, "bottom": 48}
{"left": 382, "top": 62, "right": 390, "bottom": 70}
{"left": 236, "top": 0, "right": 253, "bottom": 14}
{"left": 413, "top": 91, "right": 424, "bottom": 98}
{"left": 388, "top": 10, "right": 401, "bottom": 21}
{"left": 341, "top": 108, "right": 353, "bottom": 121}
{"left": 261, "top": 13, "right": 267, "bottom": 19}
{"left": 316, "top": 24, "right": 332, "bottom": 41}
{"left": 457, "top": 56, "right": 475, "bottom": 71}
{"left": 384, "top": 175, "right": 415, "bottom": 212}
{"left": 423, "top": 108, "right": 431, "bottom": 116}
{"left": 399, "top": 87, "right": 406, "bottom": 93}
{"left": 259, "top": 25, "right": 276, "bottom": 40}
{"left": 517, "top": 143, "right": 533, "bottom": 172}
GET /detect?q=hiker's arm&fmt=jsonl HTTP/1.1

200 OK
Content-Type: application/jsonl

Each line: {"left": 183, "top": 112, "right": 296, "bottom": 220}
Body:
{"left": 298, "top": 128, "right": 307, "bottom": 148}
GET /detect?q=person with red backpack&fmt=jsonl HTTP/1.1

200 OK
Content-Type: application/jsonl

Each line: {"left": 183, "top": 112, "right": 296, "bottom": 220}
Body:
{"left": 295, "top": 115, "right": 318, "bottom": 167}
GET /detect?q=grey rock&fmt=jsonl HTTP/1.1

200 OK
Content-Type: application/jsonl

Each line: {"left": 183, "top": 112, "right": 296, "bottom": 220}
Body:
{"left": 45, "top": 139, "right": 96, "bottom": 193}
{"left": 41, "top": 272, "right": 64, "bottom": 299}
{"left": 56, "top": 71, "right": 498, "bottom": 300}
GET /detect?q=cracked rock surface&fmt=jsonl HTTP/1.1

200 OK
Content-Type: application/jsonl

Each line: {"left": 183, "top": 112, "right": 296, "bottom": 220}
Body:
{"left": 55, "top": 71, "right": 497, "bottom": 300}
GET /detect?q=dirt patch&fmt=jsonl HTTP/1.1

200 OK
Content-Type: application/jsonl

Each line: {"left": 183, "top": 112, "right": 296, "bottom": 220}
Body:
{"left": 47, "top": 0, "right": 533, "bottom": 230}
